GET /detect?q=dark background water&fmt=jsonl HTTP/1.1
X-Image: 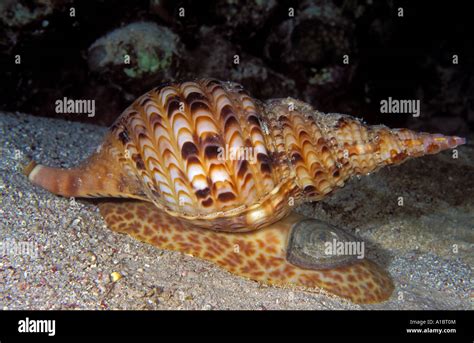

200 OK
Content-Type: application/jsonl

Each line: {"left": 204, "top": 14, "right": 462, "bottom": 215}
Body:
{"left": 0, "top": 0, "right": 472, "bottom": 134}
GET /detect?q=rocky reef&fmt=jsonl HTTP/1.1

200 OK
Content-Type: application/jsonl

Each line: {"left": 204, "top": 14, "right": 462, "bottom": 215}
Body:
{"left": 0, "top": 1, "right": 471, "bottom": 131}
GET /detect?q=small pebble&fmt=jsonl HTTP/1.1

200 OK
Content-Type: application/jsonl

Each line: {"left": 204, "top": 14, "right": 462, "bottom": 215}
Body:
{"left": 110, "top": 272, "right": 122, "bottom": 282}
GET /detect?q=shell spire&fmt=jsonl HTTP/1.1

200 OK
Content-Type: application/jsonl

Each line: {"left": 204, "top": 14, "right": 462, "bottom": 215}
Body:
{"left": 374, "top": 127, "right": 465, "bottom": 162}
{"left": 326, "top": 116, "right": 466, "bottom": 172}
{"left": 262, "top": 97, "right": 466, "bottom": 202}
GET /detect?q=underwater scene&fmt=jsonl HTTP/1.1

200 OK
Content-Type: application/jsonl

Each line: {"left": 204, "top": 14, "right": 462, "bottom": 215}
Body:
{"left": 0, "top": 0, "right": 472, "bottom": 330}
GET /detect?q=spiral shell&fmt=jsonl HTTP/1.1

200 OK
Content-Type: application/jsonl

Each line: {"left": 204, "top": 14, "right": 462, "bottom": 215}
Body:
{"left": 25, "top": 78, "right": 465, "bottom": 232}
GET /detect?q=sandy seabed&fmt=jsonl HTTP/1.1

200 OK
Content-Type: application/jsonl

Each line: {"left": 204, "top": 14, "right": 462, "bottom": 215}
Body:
{"left": 0, "top": 112, "right": 472, "bottom": 310}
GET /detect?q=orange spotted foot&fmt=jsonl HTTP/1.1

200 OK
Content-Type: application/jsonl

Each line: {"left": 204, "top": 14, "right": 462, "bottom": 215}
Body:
{"left": 99, "top": 200, "right": 394, "bottom": 304}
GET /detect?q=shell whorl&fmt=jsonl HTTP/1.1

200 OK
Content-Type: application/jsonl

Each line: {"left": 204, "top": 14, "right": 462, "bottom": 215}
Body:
{"left": 109, "top": 79, "right": 296, "bottom": 231}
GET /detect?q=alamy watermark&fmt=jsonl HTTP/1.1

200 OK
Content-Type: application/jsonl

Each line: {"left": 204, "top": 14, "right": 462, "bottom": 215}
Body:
{"left": 324, "top": 238, "right": 365, "bottom": 259}
{"left": 217, "top": 144, "right": 257, "bottom": 164}
{"left": 55, "top": 97, "right": 95, "bottom": 117}
{"left": 380, "top": 97, "right": 420, "bottom": 117}
{"left": 18, "top": 317, "right": 55, "bottom": 336}
{"left": 0, "top": 238, "right": 39, "bottom": 259}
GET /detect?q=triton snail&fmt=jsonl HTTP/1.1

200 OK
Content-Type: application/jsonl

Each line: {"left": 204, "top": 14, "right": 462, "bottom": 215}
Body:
{"left": 23, "top": 79, "right": 465, "bottom": 304}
